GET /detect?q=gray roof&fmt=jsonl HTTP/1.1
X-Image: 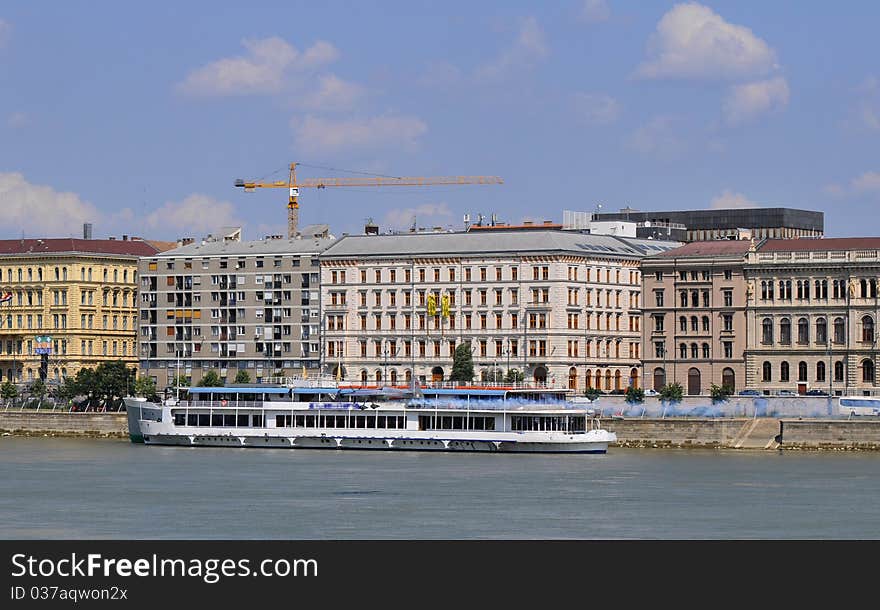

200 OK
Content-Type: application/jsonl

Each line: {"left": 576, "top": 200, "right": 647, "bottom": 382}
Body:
{"left": 152, "top": 237, "right": 337, "bottom": 258}
{"left": 320, "top": 230, "right": 680, "bottom": 259}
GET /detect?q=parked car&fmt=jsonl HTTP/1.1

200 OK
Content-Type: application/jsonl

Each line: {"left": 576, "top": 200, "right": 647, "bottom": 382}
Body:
{"left": 776, "top": 389, "right": 798, "bottom": 397}
{"left": 738, "top": 389, "right": 761, "bottom": 396}
{"left": 643, "top": 389, "right": 658, "bottom": 396}
{"left": 805, "top": 389, "right": 830, "bottom": 396}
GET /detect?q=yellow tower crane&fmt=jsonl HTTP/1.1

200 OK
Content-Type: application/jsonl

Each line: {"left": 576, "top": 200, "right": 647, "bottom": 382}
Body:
{"left": 234, "top": 162, "right": 504, "bottom": 238}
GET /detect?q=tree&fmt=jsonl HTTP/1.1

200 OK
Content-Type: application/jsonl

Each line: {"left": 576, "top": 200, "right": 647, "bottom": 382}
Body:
{"left": 54, "top": 377, "right": 78, "bottom": 404}
{"left": 198, "top": 370, "right": 224, "bottom": 387}
{"left": 504, "top": 369, "right": 525, "bottom": 383}
{"left": 584, "top": 387, "right": 602, "bottom": 401}
{"left": 450, "top": 342, "right": 474, "bottom": 383}
{"left": 710, "top": 383, "right": 733, "bottom": 404}
{"left": 659, "top": 382, "right": 684, "bottom": 403}
{"left": 625, "top": 386, "right": 645, "bottom": 404}
{"left": 1, "top": 380, "right": 18, "bottom": 402}
{"left": 234, "top": 370, "right": 251, "bottom": 384}
{"left": 30, "top": 378, "right": 47, "bottom": 399}
{"left": 70, "top": 360, "right": 137, "bottom": 410}
{"left": 134, "top": 376, "right": 160, "bottom": 401}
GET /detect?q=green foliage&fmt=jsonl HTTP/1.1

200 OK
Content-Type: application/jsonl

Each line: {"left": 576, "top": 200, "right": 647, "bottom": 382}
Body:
{"left": 710, "top": 383, "right": 734, "bottom": 403}
{"left": 659, "top": 382, "right": 684, "bottom": 403}
{"left": 450, "top": 343, "right": 474, "bottom": 382}
{"left": 134, "top": 376, "right": 160, "bottom": 401}
{"left": 584, "top": 387, "right": 602, "bottom": 401}
{"left": 172, "top": 374, "right": 189, "bottom": 388}
{"left": 71, "top": 360, "right": 136, "bottom": 410}
{"left": 625, "top": 386, "right": 645, "bottom": 404}
{"left": 30, "top": 379, "right": 47, "bottom": 398}
{"left": 1, "top": 380, "right": 18, "bottom": 401}
{"left": 54, "top": 377, "right": 78, "bottom": 403}
{"left": 198, "top": 370, "right": 225, "bottom": 387}
{"left": 503, "top": 369, "right": 525, "bottom": 383}
{"left": 234, "top": 370, "right": 251, "bottom": 384}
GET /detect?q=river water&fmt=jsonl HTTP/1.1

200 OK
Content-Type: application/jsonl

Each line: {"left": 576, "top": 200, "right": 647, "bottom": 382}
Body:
{"left": 1, "top": 437, "right": 878, "bottom": 539}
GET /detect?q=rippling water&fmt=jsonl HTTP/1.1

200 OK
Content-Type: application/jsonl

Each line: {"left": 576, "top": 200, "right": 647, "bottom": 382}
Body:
{"left": 1, "top": 437, "right": 878, "bottom": 539}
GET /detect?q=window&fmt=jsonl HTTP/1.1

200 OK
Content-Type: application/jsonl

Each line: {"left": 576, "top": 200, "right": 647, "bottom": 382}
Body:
{"left": 762, "top": 318, "right": 773, "bottom": 344}
{"left": 780, "top": 318, "right": 791, "bottom": 344}
{"left": 797, "top": 318, "right": 809, "bottom": 344}
{"left": 816, "top": 361, "right": 826, "bottom": 382}
{"left": 816, "top": 318, "right": 827, "bottom": 344}
{"left": 780, "top": 361, "right": 790, "bottom": 382}
{"left": 862, "top": 316, "right": 874, "bottom": 343}
{"left": 834, "top": 317, "right": 846, "bottom": 344}
{"left": 654, "top": 315, "right": 664, "bottom": 332}
{"left": 722, "top": 314, "right": 733, "bottom": 332}
{"left": 863, "top": 359, "right": 875, "bottom": 383}
{"left": 834, "top": 361, "right": 844, "bottom": 382}
{"left": 655, "top": 290, "right": 664, "bottom": 307}
{"left": 798, "top": 361, "right": 807, "bottom": 382}
{"left": 723, "top": 341, "right": 733, "bottom": 359}
{"left": 723, "top": 290, "right": 733, "bottom": 307}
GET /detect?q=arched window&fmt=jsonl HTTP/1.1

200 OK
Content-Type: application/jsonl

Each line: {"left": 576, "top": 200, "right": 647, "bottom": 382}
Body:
{"left": 679, "top": 316, "right": 687, "bottom": 332}
{"left": 614, "top": 370, "right": 622, "bottom": 391}
{"left": 780, "top": 361, "right": 790, "bottom": 382}
{"left": 701, "top": 343, "right": 710, "bottom": 359}
{"left": 816, "top": 318, "right": 827, "bottom": 344}
{"left": 81, "top": 267, "right": 85, "bottom": 281}
{"left": 680, "top": 291, "right": 687, "bottom": 307}
{"left": 690, "top": 343, "right": 698, "bottom": 359}
{"left": 37, "top": 268, "right": 42, "bottom": 281}
{"left": 780, "top": 318, "right": 791, "bottom": 344}
{"left": 798, "top": 361, "right": 807, "bottom": 382}
{"left": 630, "top": 368, "right": 640, "bottom": 389}
{"left": 862, "top": 359, "right": 875, "bottom": 383}
{"left": 54, "top": 267, "right": 59, "bottom": 281}
{"left": 680, "top": 343, "right": 687, "bottom": 359}
{"left": 584, "top": 369, "right": 593, "bottom": 389}
{"left": 691, "top": 290, "right": 698, "bottom": 307}
{"left": 604, "top": 370, "right": 612, "bottom": 390}
{"left": 690, "top": 316, "right": 698, "bottom": 331}
{"left": 721, "top": 367, "right": 735, "bottom": 391}
{"left": 797, "top": 318, "right": 809, "bottom": 344}
{"left": 360, "top": 370, "right": 368, "bottom": 383}
{"left": 653, "top": 367, "right": 666, "bottom": 391}
{"left": 762, "top": 318, "right": 773, "bottom": 344}
{"left": 862, "top": 316, "right": 874, "bottom": 343}
{"left": 861, "top": 279, "right": 868, "bottom": 298}
{"left": 701, "top": 316, "right": 709, "bottom": 332}
{"left": 834, "top": 361, "right": 844, "bottom": 382}
{"left": 834, "top": 317, "right": 846, "bottom": 344}
{"left": 62, "top": 268, "right": 67, "bottom": 281}
{"left": 375, "top": 370, "right": 382, "bottom": 383}
{"left": 687, "top": 368, "right": 701, "bottom": 395}
{"left": 816, "top": 361, "right": 826, "bottom": 382}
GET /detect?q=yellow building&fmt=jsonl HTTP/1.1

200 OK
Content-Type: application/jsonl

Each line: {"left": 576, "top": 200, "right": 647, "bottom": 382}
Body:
{"left": 0, "top": 237, "right": 169, "bottom": 385}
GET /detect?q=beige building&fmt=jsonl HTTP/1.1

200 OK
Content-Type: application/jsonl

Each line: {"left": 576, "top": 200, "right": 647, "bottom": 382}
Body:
{"left": 137, "top": 234, "right": 335, "bottom": 389}
{"left": 319, "top": 228, "right": 679, "bottom": 390}
{"left": 641, "top": 240, "right": 751, "bottom": 395}
{"left": 745, "top": 238, "right": 880, "bottom": 396}
{"left": 0, "top": 237, "right": 166, "bottom": 385}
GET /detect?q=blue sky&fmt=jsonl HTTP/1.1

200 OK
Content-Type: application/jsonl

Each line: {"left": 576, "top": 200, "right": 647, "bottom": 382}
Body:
{"left": 0, "top": 1, "right": 878, "bottom": 240}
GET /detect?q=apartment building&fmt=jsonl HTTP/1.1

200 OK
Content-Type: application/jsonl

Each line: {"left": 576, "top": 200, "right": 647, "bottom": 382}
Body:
{"left": 641, "top": 240, "right": 752, "bottom": 395}
{"left": 0, "top": 237, "right": 166, "bottom": 384}
{"left": 745, "top": 238, "right": 880, "bottom": 396}
{"left": 137, "top": 236, "right": 335, "bottom": 389}
{"left": 319, "top": 229, "right": 679, "bottom": 390}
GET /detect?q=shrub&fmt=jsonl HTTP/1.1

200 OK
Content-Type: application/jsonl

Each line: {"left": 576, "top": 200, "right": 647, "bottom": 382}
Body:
{"left": 659, "top": 382, "right": 684, "bottom": 402}
{"left": 710, "top": 383, "right": 733, "bottom": 403}
{"left": 584, "top": 387, "right": 602, "bottom": 401}
{"left": 625, "top": 386, "right": 645, "bottom": 404}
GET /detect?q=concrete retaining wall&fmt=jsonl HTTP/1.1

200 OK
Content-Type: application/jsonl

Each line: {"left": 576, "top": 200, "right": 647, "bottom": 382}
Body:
{"left": 601, "top": 418, "right": 752, "bottom": 449}
{"left": 778, "top": 419, "right": 880, "bottom": 450}
{"left": 0, "top": 411, "right": 128, "bottom": 438}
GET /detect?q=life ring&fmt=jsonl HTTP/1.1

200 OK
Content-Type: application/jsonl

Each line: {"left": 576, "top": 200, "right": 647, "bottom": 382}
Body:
{"left": 220, "top": 399, "right": 228, "bottom": 407}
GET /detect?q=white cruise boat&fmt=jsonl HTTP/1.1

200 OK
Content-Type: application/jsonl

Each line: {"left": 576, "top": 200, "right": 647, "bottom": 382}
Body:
{"left": 123, "top": 380, "right": 616, "bottom": 454}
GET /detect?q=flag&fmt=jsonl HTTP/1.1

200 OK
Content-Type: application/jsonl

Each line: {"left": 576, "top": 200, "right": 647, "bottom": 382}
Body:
{"left": 427, "top": 294, "right": 436, "bottom": 316}
{"left": 0, "top": 292, "right": 11, "bottom": 304}
{"left": 441, "top": 294, "right": 450, "bottom": 318}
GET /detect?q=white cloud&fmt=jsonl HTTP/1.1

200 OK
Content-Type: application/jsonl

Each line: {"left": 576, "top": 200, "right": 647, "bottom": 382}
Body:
{"left": 299, "top": 74, "right": 365, "bottom": 112}
{"left": 291, "top": 114, "right": 428, "bottom": 156}
{"left": 0, "top": 172, "right": 100, "bottom": 237}
{"left": 573, "top": 92, "right": 620, "bottom": 125}
{"left": 383, "top": 203, "right": 452, "bottom": 231}
{"left": 0, "top": 19, "right": 10, "bottom": 48}
{"left": 418, "top": 61, "right": 463, "bottom": 88}
{"left": 625, "top": 116, "right": 685, "bottom": 160}
{"left": 853, "top": 171, "right": 880, "bottom": 194}
{"left": 144, "top": 194, "right": 243, "bottom": 235}
{"left": 475, "top": 16, "right": 548, "bottom": 81}
{"left": 6, "top": 112, "right": 28, "bottom": 128}
{"left": 580, "top": 0, "right": 611, "bottom": 24}
{"left": 710, "top": 189, "right": 760, "bottom": 209}
{"left": 723, "top": 76, "right": 790, "bottom": 125}
{"left": 177, "top": 37, "right": 338, "bottom": 96}
{"left": 635, "top": 3, "right": 777, "bottom": 81}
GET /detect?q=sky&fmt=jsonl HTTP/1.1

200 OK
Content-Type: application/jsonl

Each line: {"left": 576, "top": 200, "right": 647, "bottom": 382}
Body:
{"left": 0, "top": 0, "right": 878, "bottom": 241}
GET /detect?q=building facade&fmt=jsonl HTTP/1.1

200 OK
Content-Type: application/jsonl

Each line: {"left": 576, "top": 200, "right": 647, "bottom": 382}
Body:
{"left": 745, "top": 238, "right": 880, "bottom": 396}
{"left": 640, "top": 240, "right": 751, "bottom": 395}
{"left": 319, "top": 230, "right": 679, "bottom": 390}
{"left": 137, "top": 236, "right": 335, "bottom": 389}
{"left": 595, "top": 207, "right": 824, "bottom": 242}
{"left": 0, "top": 237, "right": 164, "bottom": 384}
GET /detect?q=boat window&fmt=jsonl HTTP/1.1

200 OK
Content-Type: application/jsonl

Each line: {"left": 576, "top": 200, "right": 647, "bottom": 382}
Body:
{"left": 252, "top": 415, "right": 263, "bottom": 427}
{"left": 237, "top": 415, "right": 249, "bottom": 427}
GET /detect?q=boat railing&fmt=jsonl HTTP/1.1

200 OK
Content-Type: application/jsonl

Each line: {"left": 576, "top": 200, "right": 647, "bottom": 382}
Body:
{"left": 176, "top": 400, "right": 265, "bottom": 408}
{"left": 266, "top": 376, "right": 340, "bottom": 388}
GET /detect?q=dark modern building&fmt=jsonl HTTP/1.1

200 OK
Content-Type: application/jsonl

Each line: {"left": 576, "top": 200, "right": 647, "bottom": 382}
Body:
{"left": 594, "top": 207, "right": 824, "bottom": 242}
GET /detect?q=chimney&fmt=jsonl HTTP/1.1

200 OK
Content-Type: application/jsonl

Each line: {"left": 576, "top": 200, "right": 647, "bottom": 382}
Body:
{"left": 180, "top": 237, "right": 195, "bottom": 246}
{"left": 365, "top": 220, "right": 379, "bottom": 235}
{"left": 83, "top": 223, "right": 93, "bottom": 239}
{"left": 122, "top": 234, "right": 129, "bottom": 241}
{"left": 108, "top": 236, "right": 116, "bottom": 240}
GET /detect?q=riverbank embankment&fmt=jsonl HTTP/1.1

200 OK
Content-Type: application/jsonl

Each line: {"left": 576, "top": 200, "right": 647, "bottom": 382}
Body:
{"left": 0, "top": 411, "right": 127, "bottom": 439}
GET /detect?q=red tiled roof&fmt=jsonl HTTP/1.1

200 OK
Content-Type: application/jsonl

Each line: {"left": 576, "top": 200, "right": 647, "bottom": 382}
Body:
{"left": 654, "top": 239, "right": 753, "bottom": 258}
{"left": 0, "top": 238, "right": 162, "bottom": 257}
{"left": 758, "top": 237, "right": 880, "bottom": 252}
